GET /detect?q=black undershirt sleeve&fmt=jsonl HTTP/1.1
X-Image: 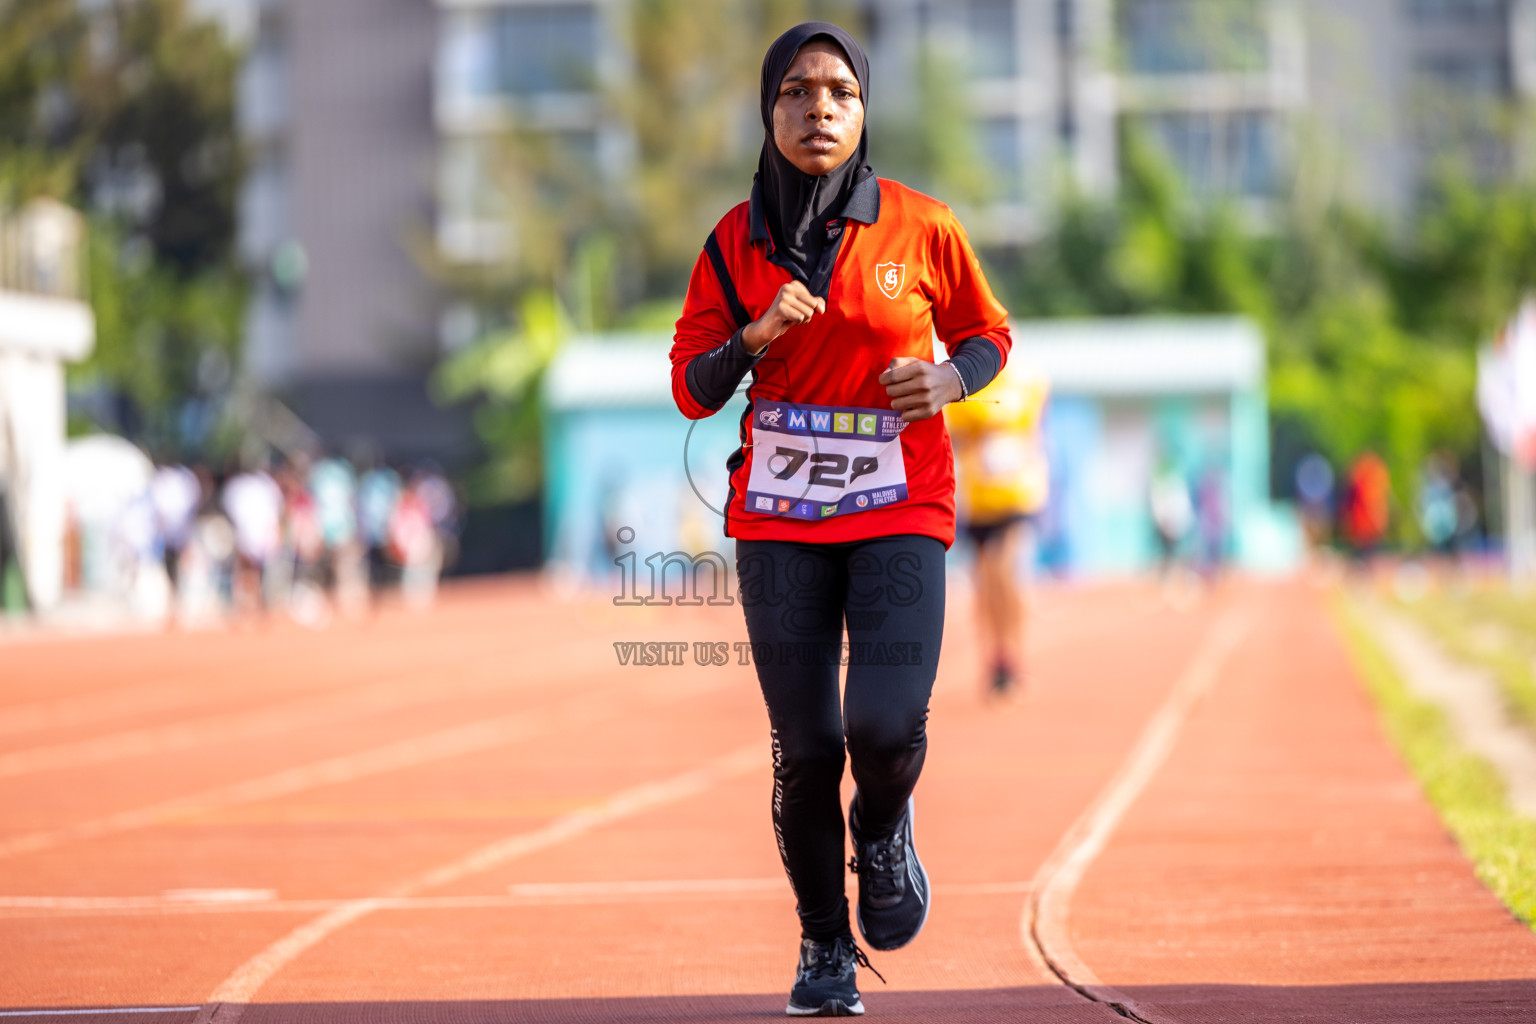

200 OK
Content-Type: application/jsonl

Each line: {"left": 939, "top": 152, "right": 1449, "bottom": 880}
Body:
{"left": 945, "top": 336, "right": 1003, "bottom": 397}
{"left": 685, "top": 328, "right": 762, "bottom": 413}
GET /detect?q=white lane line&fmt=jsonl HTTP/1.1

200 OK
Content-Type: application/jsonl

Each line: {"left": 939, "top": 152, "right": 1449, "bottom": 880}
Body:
{"left": 0, "top": 676, "right": 721, "bottom": 860}
{"left": 0, "top": 1010, "right": 200, "bottom": 1018}
{"left": 193, "top": 743, "right": 762, "bottom": 1024}
{"left": 0, "top": 879, "right": 1031, "bottom": 918}
{"left": 1022, "top": 608, "right": 1253, "bottom": 1024}
{"left": 0, "top": 642, "right": 611, "bottom": 779}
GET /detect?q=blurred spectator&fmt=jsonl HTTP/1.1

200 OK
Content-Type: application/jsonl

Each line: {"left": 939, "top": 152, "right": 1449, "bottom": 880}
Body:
{"left": 179, "top": 474, "right": 235, "bottom": 627}
{"left": 117, "top": 486, "right": 168, "bottom": 621}
{"left": 1150, "top": 458, "right": 1194, "bottom": 580}
{"left": 1194, "top": 464, "right": 1228, "bottom": 582}
{"left": 1340, "top": 452, "right": 1391, "bottom": 561}
{"left": 279, "top": 457, "right": 327, "bottom": 626}
{"left": 222, "top": 463, "right": 284, "bottom": 617}
{"left": 311, "top": 455, "right": 367, "bottom": 617}
{"left": 1454, "top": 483, "right": 1481, "bottom": 556}
{"left": 391, "top": 473, "right": 442, "bottom": 610}
{"left": 151, "top": 462, "right": 201, "bottom": 591}
{"left": 358, "top": 463, "right": 403, "bottom": 590}
{"left": 1295, "top": 452, "right": 1335, "bottom": 549}
{"left": 1417, "top": 453, "right": 1459, "bottom": 556}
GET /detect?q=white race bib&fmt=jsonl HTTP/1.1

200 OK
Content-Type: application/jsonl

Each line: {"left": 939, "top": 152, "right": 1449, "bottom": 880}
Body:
{"left": 745, "top": 401, "right": 909, "bottom": 521}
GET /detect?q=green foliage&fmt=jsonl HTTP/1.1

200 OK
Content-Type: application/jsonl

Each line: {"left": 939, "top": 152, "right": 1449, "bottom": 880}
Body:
{"left": 433, "top": 290, "right": 573, "bottom": 504}
{"left": 80, "top": 218, "right": 244, "bottom": 445}
{"left": 1005, "top": 129, "right": 1504, "bottom": 545}
{"left": 0, "top": 0, "right": 244, "bottom": 443}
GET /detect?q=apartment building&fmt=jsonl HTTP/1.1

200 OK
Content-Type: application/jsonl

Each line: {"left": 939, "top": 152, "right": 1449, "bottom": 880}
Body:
{"left": 236, "top": 0, "right": 1536, "bottom": 450}
{"left": 236, "top": 0, "right": 471, "bottom": 462}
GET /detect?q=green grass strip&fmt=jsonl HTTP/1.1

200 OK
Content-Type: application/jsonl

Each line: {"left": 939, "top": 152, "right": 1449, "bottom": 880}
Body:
{"left": 1392, "top": 590, "right": 1536, "bottom": 734}
{"left": 1334, "top": 596, "right": 1536, "bottom": 931}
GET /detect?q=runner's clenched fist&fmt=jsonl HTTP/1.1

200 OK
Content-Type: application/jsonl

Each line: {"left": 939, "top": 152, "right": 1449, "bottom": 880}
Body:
{"left": 742, "top": 280, "right": 827, "bottom": 354}
{"left": 880, "top": 356, "right": 964, "bottom": 422}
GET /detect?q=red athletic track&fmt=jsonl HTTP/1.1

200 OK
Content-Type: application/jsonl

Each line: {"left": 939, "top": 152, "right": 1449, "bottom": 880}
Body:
{"left": 1, "top": 576, "right": 1532, "bottom": 1023}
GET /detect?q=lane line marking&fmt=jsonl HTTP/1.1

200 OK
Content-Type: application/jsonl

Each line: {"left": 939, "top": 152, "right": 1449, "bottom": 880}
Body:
{"left": 0, "top": 1010, "right": 201, "bottom": 1018}
{"left": 0, "top": 630, "right": 600, "bottom": 742}
{"left": 0, "top": 880, "right": 1031, "bottom": 917}
{"left": 193, "top": 743, "right": 762, "bottom": 1024}
{"left": 1022, "top": 607, "right": 1253, "bottom": 1024}
{"left": 0, "top": 643, "right": 611, "bottom": 778}
{"left": 0, "top": 675, "right": 722, "bottom": 860}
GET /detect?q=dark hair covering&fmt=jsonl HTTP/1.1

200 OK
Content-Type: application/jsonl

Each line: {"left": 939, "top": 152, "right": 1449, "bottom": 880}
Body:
{"left": 757, "top": 22, "right": 874, "bottom": 284}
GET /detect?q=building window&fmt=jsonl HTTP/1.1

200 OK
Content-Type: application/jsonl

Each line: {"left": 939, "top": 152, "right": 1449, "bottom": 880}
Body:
{"left": 969, "top": 0, "right": 1018, "bottom": 79}
{"left": 1410, "top": 50, "right": 1512, "bottom": 180}
{"left": 1406, "top": 0, "right": 1508, "bottom": 24}
{"left": 494, "top": 4, "right": 600, "bottom": 96}
{"left": 1134, "top": 110, "right": 1279, "bottom": 197}
{"left": 1119, "top": 0, "right": 1267, "bottom": 75}
{"left": 440, "top": 11, "right": 500, "bottom": 103}
{"left": 980, "top": 116, "right": 1026, "bottom": 201}
{"left": 1415, "top": 51, "right": 1510, "bottom": 97}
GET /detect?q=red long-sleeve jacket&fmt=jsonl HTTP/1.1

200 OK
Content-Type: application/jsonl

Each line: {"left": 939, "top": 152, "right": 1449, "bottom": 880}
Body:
{"left": 670, "top": 177, "right": 1012, "bottom": 548}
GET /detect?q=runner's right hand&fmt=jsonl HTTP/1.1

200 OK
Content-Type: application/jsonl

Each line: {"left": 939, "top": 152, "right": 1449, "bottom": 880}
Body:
{"left": 742, "top": 281, "right": 826, "bottom": 354}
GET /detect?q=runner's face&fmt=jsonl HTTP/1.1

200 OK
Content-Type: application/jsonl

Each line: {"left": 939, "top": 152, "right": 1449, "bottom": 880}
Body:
{"left": 772, "top": 41, "right": 864, "bottom": 177}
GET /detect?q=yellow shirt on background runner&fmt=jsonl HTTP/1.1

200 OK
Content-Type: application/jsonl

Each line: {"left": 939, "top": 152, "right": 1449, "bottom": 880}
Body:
{"left": 945, "top": 358, "right": 1050, "bottom": 523}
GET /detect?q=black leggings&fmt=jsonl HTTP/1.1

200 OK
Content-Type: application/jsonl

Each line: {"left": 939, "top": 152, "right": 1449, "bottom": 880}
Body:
{"left": 736, "top": 534, "right": 946, "bottom": 941}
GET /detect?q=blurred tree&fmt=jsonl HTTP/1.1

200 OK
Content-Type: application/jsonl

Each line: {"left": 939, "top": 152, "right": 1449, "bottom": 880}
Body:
{"left": 1004, "top": 126, "right": 1498, "bottom": 547}
{"left": 0, "top": 0, "right": 245, "bottom": 453}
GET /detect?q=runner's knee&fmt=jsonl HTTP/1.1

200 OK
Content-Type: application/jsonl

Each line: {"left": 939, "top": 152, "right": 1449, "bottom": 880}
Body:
{"left": 843, "top": 706, "right": 927, "bottom": 768}
{"left": 774, "top": 728, "right": 847, "bottom": 788}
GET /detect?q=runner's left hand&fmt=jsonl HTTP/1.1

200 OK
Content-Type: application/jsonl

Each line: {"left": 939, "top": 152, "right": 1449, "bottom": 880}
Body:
{"left": 880, "top": 357, "right": 964, "bottom": 422}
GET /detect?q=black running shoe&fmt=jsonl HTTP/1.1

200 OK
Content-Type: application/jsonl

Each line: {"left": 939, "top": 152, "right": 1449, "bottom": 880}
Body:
{"left": 848, "top": 792, "right": 930, "bottom": 951}
{"left": 786, "top": 934, "right": 877, "bottom": 1017}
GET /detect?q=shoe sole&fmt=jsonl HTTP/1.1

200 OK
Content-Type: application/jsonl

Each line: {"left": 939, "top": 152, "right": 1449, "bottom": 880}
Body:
{"left": 786, "top": 997, "right": 864, "bottom": 1016}
{"left": 854, "top": 795, "right": 931, "bottom": 952}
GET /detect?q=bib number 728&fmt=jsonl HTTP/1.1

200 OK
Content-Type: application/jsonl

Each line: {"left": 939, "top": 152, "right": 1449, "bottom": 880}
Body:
{"left": 769, "top": 447, "right": 878, "bottom": 490}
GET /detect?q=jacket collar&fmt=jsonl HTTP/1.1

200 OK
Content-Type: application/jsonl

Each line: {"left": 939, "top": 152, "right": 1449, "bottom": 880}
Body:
{"left": 749, "top": 173, "right": 881, "bottom": 248}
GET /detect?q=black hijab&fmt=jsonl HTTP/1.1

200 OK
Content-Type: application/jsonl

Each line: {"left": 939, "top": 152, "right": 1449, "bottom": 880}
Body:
{"left": 757, "top": 22, "right": 874, "bottom": 285}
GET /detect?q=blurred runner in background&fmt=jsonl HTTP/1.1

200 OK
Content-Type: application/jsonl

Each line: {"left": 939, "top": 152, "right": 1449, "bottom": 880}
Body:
{"left": 946, "top": 358, "right": 1049, "bottom": 697}
{"left": 390, "top": 470, "right": 443, "bottom": 610}
{"left": 358, "top": 460, "right": 403, "bottom": 592}
{"left": 150, "top": 461, "right": 201, "bottom": 593}
{"left": 221, "top": 462, "right": 283, "bottom": 618}
{"left": 1150, "top": 457, "right": 1194, "bottom": 588}
{"left": 1341, "top": 451, "right": 1391, "bottom": 564}
{"left": 311, "top": 454, "right": 367, "bottom": 616}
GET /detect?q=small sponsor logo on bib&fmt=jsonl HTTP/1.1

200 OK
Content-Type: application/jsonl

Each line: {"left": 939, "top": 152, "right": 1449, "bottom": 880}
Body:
{"left": 875, "top": 262, "right": 905, "bottom": 300}
{"left": 756, "top": 496, "right": 774, "bottom": 511}
{"left": 856, "top": 494, "right": 869, "bottom": 508}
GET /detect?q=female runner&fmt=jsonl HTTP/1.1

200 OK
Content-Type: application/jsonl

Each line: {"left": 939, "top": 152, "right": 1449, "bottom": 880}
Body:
{"left": 670, "top": 21, "right": 1013, "bottom": 1017}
